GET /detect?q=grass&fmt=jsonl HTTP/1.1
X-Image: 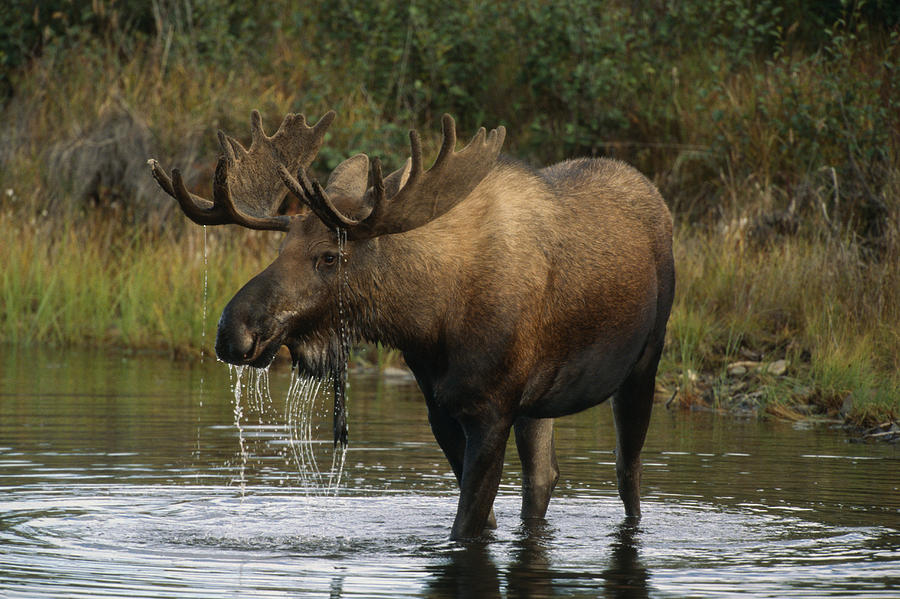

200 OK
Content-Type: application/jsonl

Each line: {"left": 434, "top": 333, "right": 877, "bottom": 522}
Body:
{"left": 0, "top": 215, "right": 272, "bottom": 356}
{"left": 661, "top": 225, "right": 899, "bottom": 426}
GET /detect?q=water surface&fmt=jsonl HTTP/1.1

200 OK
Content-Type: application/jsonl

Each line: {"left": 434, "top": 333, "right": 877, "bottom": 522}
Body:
{"left": 1, "top": 347, "right": 898, "bottom": 597}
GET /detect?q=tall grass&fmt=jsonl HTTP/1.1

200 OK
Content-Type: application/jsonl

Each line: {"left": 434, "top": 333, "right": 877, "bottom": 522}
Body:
{"left": 664, "top": 225, "right": 899, "bottom": 425}
{"left": 0, "top": 215, "right": 272, "bottom": 355}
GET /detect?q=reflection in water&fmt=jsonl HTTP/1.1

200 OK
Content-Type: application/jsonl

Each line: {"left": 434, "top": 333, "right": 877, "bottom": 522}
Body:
{"left": 423, "top": 520, "right": 651, "bottom": 599}
{"left": 427, "top": 543, "right": 502, "bottom": 598}
{"left": 506, "top": 521, "right": 555, "bottom": 598}
{"left": 602, "top": 524, "right": 648, "bottom": 599}
{"left": 1, "top": 347, "right": 899, "bottom": 598}
{"left": 330, "top": 574, "right": 345, "bottom": 599}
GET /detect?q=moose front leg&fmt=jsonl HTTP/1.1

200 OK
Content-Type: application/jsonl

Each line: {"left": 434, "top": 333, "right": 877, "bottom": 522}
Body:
{"left": 427, "top": 399, "right": 499, "bottom": 530}
{"left": 451, "top": 416, "right": 514, "bottom": 540}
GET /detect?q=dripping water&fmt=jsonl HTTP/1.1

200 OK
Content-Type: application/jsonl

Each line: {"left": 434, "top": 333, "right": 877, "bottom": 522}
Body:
{"left": 284, "top": 371, "right": 325, "bottom": 490}
{"left": 331, "top": 227, "right": 351, "bottom": 492}
{"left": 196, "top": 225, "right": 209, "bottom": 482}
{"left": 200, "top": 225, "right": 209, "bottom": 380}
{"left": 328, "top": 430, "right": 348, "bottom": 494}
{"left": 225, "top": 363, "right": 348, "bottom": 495}
{"left": 249, "top": 366, "right": 273, "bottom": 421}
{"left": 228, "top": 364, "right": 248, "bottom": 498}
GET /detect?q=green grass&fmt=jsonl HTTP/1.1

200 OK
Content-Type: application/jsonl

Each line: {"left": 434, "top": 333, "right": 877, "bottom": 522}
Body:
{"left": 0, "top": 217, "right": 272, "bottom": 356}
{"left": 661, "top": 227, "right": 899, "bottom": 425}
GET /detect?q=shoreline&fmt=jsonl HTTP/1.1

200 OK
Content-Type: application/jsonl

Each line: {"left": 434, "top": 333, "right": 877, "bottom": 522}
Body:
{"left": 658, "top": 362, "right": 900, "bottom": 444}
{"left": 7, "top": 342, "right": 896, "bottom": 443}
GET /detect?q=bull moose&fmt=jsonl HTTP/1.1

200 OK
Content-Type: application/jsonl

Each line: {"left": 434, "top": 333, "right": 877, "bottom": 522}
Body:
{"left": 148, "top": 110, "right": 674, "bottom": 540}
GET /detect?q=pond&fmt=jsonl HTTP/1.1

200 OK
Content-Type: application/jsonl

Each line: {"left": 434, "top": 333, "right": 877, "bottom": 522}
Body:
{"left": 1, "top": 347, "right": 898, "bottom": 598}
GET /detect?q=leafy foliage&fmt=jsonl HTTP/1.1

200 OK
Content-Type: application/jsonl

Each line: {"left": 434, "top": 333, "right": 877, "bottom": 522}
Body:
{"left": 2, "top": 1, "right": 897, "bottom": 240}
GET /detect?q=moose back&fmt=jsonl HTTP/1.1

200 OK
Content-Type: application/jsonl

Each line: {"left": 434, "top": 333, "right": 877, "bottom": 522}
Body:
{"left": 149, "top": 111, "right": 674, "bottom": 540}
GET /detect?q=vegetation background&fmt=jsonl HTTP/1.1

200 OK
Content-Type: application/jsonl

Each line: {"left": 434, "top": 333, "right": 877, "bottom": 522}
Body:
{"left": 1, "top": 0, "right": 897, "bottom": 429}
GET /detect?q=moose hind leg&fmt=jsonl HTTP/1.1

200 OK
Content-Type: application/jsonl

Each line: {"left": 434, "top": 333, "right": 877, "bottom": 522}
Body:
{"left": 514, "top": 416, "right": 559, "bottom": 519}
{"left": 610, "top": 344, "right": 663, "bottom": 521}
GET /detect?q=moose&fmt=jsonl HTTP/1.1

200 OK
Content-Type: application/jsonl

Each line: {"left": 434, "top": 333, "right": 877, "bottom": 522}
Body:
{"left": 148, "top": 110, "right": 674, "bottom": 540}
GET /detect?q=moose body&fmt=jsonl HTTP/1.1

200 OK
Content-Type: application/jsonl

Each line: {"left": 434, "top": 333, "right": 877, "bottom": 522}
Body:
{"left": 150, "top": 112, "right": 673, "bottom": 540}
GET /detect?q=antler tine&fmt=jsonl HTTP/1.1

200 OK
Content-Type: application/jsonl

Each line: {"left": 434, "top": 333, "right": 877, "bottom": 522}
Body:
{"left": 407, "top": 130, "right": 424, "bottom": 184}
{"left": 369, "top": 157, "right": 386, "bottom": 219}
{"left": 312, "top": 110, "right": 337, "bottom": 139}
{"left": 349, "top": 156, "right": 387, "bottom": 237}
{"left": 395, "top": 115, "right": 455, "bottom": 187}
{"left": 147, "top": 158, "right": 176, "bottom": 197}
{"left": 217, "top": 130, "right": 244, "bottom": 166}
{"left": 459, "top": 125, "right": 496, "bottom": 157}
{"left": 432, "top": 114, "right": 458, "bottom": 168}
{"left": 148, "top": 159, "right": 232, "bottom": 225}
{"left": 249, "top": 110, "right": 266, "bottom": 148}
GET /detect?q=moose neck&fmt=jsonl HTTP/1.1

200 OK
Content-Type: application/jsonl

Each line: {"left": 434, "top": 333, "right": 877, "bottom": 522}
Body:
{"left": 342, "top": 226, "right": 463, "bottom": 354}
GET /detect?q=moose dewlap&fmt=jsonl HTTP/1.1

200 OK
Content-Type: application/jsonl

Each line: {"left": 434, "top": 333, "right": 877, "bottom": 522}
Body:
{"left": 149, "top": 110, "right": 674, "bottom": 540}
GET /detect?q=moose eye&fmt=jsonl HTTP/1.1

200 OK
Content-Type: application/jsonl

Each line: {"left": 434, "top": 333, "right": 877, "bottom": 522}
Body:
{"left": 316, "top": 252, "right": 339, "bottom": 272}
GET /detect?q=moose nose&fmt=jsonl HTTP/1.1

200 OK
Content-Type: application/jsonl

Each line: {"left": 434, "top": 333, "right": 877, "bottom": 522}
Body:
{"left": 215, "top": 317, "right": 257, "bottom": 365}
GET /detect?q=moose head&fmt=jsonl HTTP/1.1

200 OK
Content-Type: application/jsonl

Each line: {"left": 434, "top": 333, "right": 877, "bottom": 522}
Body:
{"left": 150, "top": 111, "right": 504, "bottom": 371}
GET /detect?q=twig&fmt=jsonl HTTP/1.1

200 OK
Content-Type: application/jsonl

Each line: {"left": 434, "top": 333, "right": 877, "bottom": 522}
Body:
{"left": 665, "top": 387, "right": 679, "bottom": 408}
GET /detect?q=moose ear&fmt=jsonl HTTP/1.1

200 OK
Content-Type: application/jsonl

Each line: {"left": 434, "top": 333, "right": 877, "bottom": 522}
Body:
{"left": 324, "top": 154, "right": 370, "bottom": 200}
{"left": 318, "top": 154, "right": 373, "bottom": 221}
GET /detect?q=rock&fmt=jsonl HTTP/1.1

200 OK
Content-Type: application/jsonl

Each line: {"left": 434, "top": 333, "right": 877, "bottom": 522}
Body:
{"left": 767, "top": 359, "right": 789, "bottom": 376}
{"left": 839, "top": 394, "right": 853, "bottom": 418}
{"left": 382, "top": 366, "right": 412, "bottom": 379}
{"left": 727, "top": 361, "right": 760, "bottom": 376}
{"left": 740, "top": 347, "right": 762, "bottom": 361}
{"left": 726, "top": 359, "right": 788, "bottom": 376}
{"left": 682, "top": 369, "right": 699, "bottom": 382}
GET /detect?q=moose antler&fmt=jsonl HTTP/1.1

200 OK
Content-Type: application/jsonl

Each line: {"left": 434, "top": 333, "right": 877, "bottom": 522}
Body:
{"left": 279, "top": 115, "right": 506, "bottom": 239}
{"left": 148, "top": 110, "right": 336, "bottom": 230}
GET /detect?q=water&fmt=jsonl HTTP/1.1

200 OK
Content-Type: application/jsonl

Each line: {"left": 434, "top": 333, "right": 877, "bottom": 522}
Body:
{"left": 1, "top": 347, "right": 898, "bottom": 598}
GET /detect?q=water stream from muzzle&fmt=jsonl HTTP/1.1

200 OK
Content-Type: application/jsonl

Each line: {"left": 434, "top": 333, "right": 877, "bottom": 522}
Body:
{"left": 285, "top": 372, "right": 324, "bottom": 488}
{"left": 228, "top": 364, "right": 248, "bottom": 497}
{"left": 196, "top": 225, "right": 209, "bottom": 483}
{"left": 220, "top": 228, "right": 353, "bottom": 497}
{"left": 226, "top": 364, "right": 348, "bottom": 495}
{"left": 326, "top": 227, "right": 351, "bottom": 491}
